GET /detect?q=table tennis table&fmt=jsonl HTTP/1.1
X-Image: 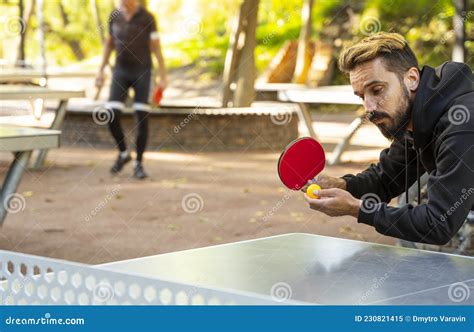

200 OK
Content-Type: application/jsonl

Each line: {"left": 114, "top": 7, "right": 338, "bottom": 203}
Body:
{"left": 278, "top": 85, "right": 364, "bottom": 165}
{"left": 0, "top": 125, "right": 60, "bottom": 224}
{"left": 0, "top": 68, "right": 97, "bottom": 84}
{"left": 101, "top": 233, "right": 474, "bottom": 305}
{"left": 0, "top": 85, "right": 84, "bottom": 169}
{"left": 1, "top": 233, "right": 472, "bottom": 305}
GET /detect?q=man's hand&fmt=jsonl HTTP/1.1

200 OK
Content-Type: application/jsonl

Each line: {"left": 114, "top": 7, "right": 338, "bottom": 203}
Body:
{"left": 304, "top": 188, "right": 361, "bottom": 218}
{"left": 301, "top": 173, "right": 346, "bottom": 192}
{"left": 155, "top": 75, "right": 168, "bottom": 91}
{"left": 95, "top": 70, "right": 106, "bottom": 88}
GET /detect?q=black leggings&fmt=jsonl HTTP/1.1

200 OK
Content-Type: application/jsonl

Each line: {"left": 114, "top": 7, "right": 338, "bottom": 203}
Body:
{"left": 107, "top": 65, "right": 152, "bottom": 162}
{"left": 108, "top": 110, "right": 149, "bottom": 162}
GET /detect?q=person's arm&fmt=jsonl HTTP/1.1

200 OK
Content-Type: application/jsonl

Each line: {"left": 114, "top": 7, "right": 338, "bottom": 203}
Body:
{"left": 150, "top": 37, "right": 167, "bottom": 89}
{"left": 305, "top": 129, "right": 474, "bottom": 244}
{"left": 95, "top": 17, "right": 115, "bottom": 88}
{"left": 303, "top": 138, "right": 420, "bottom": 198}
{"left": 341, "top": 138, "right": 421, "bottom": 203}
{"left": 359, "top": 129, "right": 474, "bottom": 245}
{"left": 100, "top": 37, "right": 114, "bottom": 72}
{"left": 304, "top": 137, "right": 421, "bottom": 225}
{"left": 148, "top": 16, "right": 167, "bottom": 90}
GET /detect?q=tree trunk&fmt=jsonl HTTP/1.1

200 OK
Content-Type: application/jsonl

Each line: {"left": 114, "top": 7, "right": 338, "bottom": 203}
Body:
{"left": 90, "top": 0, "right": 104, "bottom": 43}
{"left": 233, "top": 0, "right": 259, "bottom": 108}
{"left": 221, "top": 3, "right": 246, "bottom": 107}
{"left": 36, "top": 0, "right": 47, "bottom": 74}
{"left": 293, "top": 0, "right": 314, "bottom": 84}
{"left": 452, "top": 0, "right": 466, "bottom": 62}
{"left": 58, "top": 1, "right": 85, "bottom": 61}
{"left": 17, "top": 0, "right": 25, "bottom": 65}
{"left": 15, "top": 0, "right": 35, "bottom": 67}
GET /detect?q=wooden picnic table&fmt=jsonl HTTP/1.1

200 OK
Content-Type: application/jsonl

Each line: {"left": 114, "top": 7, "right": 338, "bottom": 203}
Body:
{"left": 0, "top": 85, "right": 85, "bottom": 169}
{"left": 278, "top": 85, "right": 364, "bottom": 165}
{"left": 0, "top": 125, "right": 60, "bottom": 224}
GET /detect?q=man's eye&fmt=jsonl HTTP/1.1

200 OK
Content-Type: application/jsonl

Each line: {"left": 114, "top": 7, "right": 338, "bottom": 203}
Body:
{"left": 373, "top": 88, "right": 383, "bottom": 95}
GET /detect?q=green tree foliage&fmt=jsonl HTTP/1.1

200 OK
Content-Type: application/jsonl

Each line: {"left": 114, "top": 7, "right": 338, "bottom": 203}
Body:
{"left": 1, "top": 0, "right": 472, "bottom": 81}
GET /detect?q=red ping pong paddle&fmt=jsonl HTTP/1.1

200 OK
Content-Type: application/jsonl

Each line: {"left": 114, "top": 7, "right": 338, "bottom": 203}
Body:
{"left": 278, "top": 137, "right": 326, "bottom": 190}
{"left": 153, "top": 86, "right": 164, "bottom": 105}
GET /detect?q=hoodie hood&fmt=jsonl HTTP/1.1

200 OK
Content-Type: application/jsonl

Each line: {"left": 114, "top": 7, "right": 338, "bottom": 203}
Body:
{"left": 404, "top": 62, "right": 474, "bottom": 204}
{"left": 412, "top": 62, "right": 474, "bottom": 148}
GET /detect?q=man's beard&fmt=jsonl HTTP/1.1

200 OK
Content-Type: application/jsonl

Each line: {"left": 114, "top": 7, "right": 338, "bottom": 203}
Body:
{"left": 369, "top": 85, "right": 412, "bottom": 141}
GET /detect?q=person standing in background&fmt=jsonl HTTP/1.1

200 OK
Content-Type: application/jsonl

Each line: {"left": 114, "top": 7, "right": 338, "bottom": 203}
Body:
{"left": 96, "top": 0, "right": 167, "bottom": 179}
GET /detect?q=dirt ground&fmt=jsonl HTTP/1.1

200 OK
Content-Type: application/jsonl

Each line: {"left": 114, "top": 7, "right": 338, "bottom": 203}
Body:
{"left": 0, "top": 145, "right": 396, "bottom": 265}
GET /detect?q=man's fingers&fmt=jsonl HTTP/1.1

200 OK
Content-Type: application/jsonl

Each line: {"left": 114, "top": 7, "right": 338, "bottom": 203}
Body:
{"left": 304, "top": 194, "right": 331, "bottom": 215}
{"left": 304, "top": 193, "right": 326, "bottom": 206}
{"left": 304, "top": 193, "right": 317, "bottom": 203}
{"left": 317, "top": 188, "right": 342, "bottom": 197}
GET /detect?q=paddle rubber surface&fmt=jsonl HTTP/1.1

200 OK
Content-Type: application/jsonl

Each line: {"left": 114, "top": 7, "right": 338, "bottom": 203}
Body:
{"left": 278, "top": 137, "right": 326, "bottom": 190}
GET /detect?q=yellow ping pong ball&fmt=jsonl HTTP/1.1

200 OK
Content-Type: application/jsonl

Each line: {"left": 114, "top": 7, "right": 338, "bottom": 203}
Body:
{"left": 306, "top": 184, "right": 321, "bottom": 199}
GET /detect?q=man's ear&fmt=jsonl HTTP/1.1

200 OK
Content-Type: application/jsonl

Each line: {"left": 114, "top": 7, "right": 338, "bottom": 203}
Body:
{"left": 404, "top": 67, "right": 420, "bottom": 92}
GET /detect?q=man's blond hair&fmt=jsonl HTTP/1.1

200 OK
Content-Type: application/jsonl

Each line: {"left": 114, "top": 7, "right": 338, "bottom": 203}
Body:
{"left": 338, "top": 32, "right": 418, "bottom": 78}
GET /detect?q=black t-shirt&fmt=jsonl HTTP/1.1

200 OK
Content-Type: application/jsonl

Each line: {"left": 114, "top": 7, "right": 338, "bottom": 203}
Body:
{"left": 108, "top": 6, "right": 158, "bottom": 68}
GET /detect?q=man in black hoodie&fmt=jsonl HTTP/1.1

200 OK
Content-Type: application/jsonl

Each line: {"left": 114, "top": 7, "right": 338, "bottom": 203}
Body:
{"left": 304, "top": 32, "right": 474, "bottom": 245}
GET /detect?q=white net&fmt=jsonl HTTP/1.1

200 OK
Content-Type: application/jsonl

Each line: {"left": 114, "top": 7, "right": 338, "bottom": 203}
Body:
{"left": 0, "top": 250, "right": 286, "bottom": 305}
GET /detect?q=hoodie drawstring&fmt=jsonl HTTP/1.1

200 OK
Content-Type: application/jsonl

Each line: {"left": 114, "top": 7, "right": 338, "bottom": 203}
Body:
{"left": 405, "top": 137, "right": 409, "bottom": 204}
{"left": 416, "top": 148, "right": 421, "bottom": 204}
{"left": 404, "top": 137, "right": 422, "bottom": 205}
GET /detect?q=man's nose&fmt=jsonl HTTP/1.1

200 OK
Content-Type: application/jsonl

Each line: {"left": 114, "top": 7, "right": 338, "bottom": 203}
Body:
{"left": 363, "top": 97, "right": 377, "bottom": 113}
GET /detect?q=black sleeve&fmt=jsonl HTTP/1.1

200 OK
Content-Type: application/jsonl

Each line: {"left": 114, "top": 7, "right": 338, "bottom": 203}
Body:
{"left": 108, "top": 9, "right": 122, "bottom": 37}
{"left": 341, "top": 138, "right": 421, "bottom": 203}
{"left": 108, "top": 11, "right": 115, "bottom": 37}
{"left": 148, "top": 13, "right": 158, "bottom": 38}
{"left": 150, "top": 15, "right": 157, "bottom": 33}
{"left": 358, "top": 130, "right": 474, "bottom": 245}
